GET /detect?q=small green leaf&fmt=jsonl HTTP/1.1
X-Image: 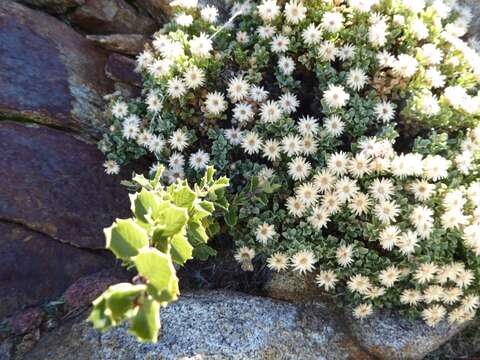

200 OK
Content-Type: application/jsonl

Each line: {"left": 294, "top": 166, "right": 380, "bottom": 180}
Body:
{"left": 187, "top": 219, "right": 209, "bottom": 244}
{"left": 170, "top": 233, "right": 193, "bottom": 265}
{"left": 172, "top": 185, "right": 197, "bottom": 208}
{"left": 192, "top": 203, "right": 211, "bottom": 221}
{"left": 132, "top": 173, "right": 153, "bottom": 190}
{"left": 133, "top": 249, "right": 179, "bottom": 303}
{"left": 130, "top": 189, "right": 160, "bottom": 224}
{"left": 106, "top": 283, "right": 147, "bottom": 322}
{"left": 205, "top": 166, "right": 215, "bottom": 183}
{"left": 155, "top": 204, "right": 188, "bottom": 237}
{"left": 206, "top": 221, "right": 220, "bottom": 237}
{"left": 105, "top": 219, "right": 149, "bottom": 259}
{"left": 199, "top": 201, "right": 215, "bottom": 213}
{"left": 88, "top": 295, "right": 112, "bottom": 331}
{"left": 208, "top": 176, "right": 230, "bottom": 192}
{"left": 152, "top": 224, "right": 169, "bottom": 253}
{"left": 192, "top": 244, "right": 217, "bottom": 261}
{"left": 151, "top": 165, "right": 165, "bottom": 190}
{"left": 225, "top": 206, "right": 238, "bottom": 228}
{"left": 129, "top": 298, "right": 161, "bottom": 342}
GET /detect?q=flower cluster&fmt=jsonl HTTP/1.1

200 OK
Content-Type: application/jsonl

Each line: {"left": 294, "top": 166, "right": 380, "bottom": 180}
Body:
{"left": 99, "top": 0, "right": 480, "bottom": 326}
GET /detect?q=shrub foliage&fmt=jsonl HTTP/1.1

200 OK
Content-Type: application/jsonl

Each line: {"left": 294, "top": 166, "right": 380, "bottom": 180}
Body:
{"left": 99, "top": 0, "right": 480, "bottom": 328}
{"left": 89, "top": 166, "right": 228, "bottom": 341}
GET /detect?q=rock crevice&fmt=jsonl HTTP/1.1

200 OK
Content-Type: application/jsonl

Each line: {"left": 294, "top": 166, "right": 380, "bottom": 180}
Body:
{"left": 0, "top": 217, "right": 111, "bottom": 254}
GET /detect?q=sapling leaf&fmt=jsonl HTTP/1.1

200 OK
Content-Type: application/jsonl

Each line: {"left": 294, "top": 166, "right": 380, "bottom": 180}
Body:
{"left": 133, "top": 249, "right": 179, "bottom": 302}
{"left": 155, "top": 204, "right": 188, "bottom": 237}
{"left": 129, "top": 298, "right": 161, "bottom": 342}
{"left": 130, "top": 189, "right": 160, "bottom": 224}
{"left": 106, "top": 283, "right": 147, "bottom": 322}
{"left": 170, "top": 233, "right": 193, "bottom": 265}
{"left": 105, "top": 219, "right": 149, "bottom": 260}
{"left": 171, "top": 185, "right": 197, "bottom": 209}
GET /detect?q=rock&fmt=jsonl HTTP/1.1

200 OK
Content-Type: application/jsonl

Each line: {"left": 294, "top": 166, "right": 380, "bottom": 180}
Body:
{"left": 263, "top": 271, "right": 323, "bottom": 302}
{"left": 11, "top": 330, "right": 41, "bottom": 360}
{"left": 63, "top": 269, "right": 128, "bottom": 309}
{"left": 0, "top": 121, "right": 138, "bottom": 317}
{"left": 135, "top": 0, "right": 171, "bottom": 25}
{"left": 0, "top": 338, "right": 13, "bottom": 360}
{"left": 113, "top": 81, "right": 142, "bottom": 98}
{"left": 68, "top": 0, "right": 156, "bottom": 35}
{"left": 105, "top": 53, "right": 142, "bottom": 87}
{"left": 0, "top": 220, "right": 113, "bottom": 319}
{"left": 345, "top": 307, "right": 470, "bottom": 360}
{"left": 0, "top": 1, "right": 113, "bottom": 137}
{"left": 425, "top": 318, "right": 480, "bottom": 359}
{"left": 18, "top": 316, "right": 101, "bottom": 360}
{"left": 86, "top": 34, "right": 149, "bottom": 55}
{"left": 22, "top": 290, "right": 370, "bottom": 360}
{"left": 265, "top": 272, "right": 468, "bottom": 359}
{"left": 17, "top": 290, "right": 467, "bottom": 360}
{"left": 13, "top": 0, "right": 84, "bottom": 14}
{"left": 0, "top": 121, "right": 132, "bottom": 249}
{"left": 8, "top": 308, "right": 44, "bottom": 335}
{"left": 459, "top": 0, "right": 480, "bottom": 39}
{"left": 136, "top": 0, "right": 231, "bottom": 26}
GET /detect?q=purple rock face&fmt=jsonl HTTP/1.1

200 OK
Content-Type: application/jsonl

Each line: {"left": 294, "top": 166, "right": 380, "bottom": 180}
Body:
{"left": 0, "top": 3, "right": 148, "bottom": 318}
{"left": 106, "top": 53, "right": 142, "bottom": 86}
{"left": 0, "top": 121, "right": 136, "bottom": 317}
{"left": 0, "top": 121, "right": 132, "bottom": 250}
{"left": 0, "top": 222, "right": 113, "bottom": 318}
{"left": 68, "top": 0, "right": 156, "bottom": 35}
{"left": 86, "top": 34, "right": 149, "bottom": 55}
{"left": 0, "top": 16, "right": 72, "bottom": 118}
{"left": 0, "top": 1, "right": 112, "bottom": 135}
{"left": 13, "top": 0, "right": 85, "bottom": 15}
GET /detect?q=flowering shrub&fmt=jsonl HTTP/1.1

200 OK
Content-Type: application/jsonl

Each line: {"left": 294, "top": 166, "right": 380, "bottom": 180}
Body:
{"left": 89, "top": 166, "right": 229, "bottom": 341}
{"left": 99, "top": 0, "right": 480, "bottom": 327}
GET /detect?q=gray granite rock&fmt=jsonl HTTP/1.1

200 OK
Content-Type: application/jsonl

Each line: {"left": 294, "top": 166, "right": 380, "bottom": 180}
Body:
{"left": 22, "top": 291, "right": 370, "bottom": 360}
{"left": 263, "top": 271, "right": 322, "bottom": 302}
{"left": 265, "top": 272, "right": 469, "bottom": 359}
{"left": 346, "top": 307, "right": 470, "bottom": 360}
{"left": 18, "top": 290, "right": 469, "bottom": 360}
{"left": 459, "top": 0, "right": 480, "bottom": 40}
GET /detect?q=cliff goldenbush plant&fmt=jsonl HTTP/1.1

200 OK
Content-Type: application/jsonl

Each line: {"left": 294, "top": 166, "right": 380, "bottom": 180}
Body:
{"left": 99, "top": 0, "right": 480, "bottom": 328}
{"left": 89, "top": 166, "right": 229, "bottom": 341}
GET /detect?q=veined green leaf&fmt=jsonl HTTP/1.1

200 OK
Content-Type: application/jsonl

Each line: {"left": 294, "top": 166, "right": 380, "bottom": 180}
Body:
{"left": 171, "top": 185, "right": 197, "bottom": 209}
{"left": 151, "top": 165, "right": 165, "bottom": 190}
{"left": 133, "top": 249, "right": 179, "bottom": 302}
{"left": 88, "top": 295, "right": 112, "bottom": 331}
{"left": 129, "top": 298, "right": 161, "bottom": 342}
{"left": 170, "top": 233, "right": 193, "bottom": 265}
{"left": 208, "top": 176, "right": 229, "bottom": 192}
{"left": 187, "top": 219, "right": 209, "bottom": 244}
{"left": 224, "top": 205, "right": 238, "bottom": 228}
{"left": 132, "top": 173, "right": 153, "bottom": 190}
{"left": 130, "top": 189, "right": 160, "bottom": 224}
{"left": 192, "top": 203, "right": 211, "bottom": 221}
{"left": 192, "top": 244, "right": 217, "bottom": 261}
{"left": 105, "top": 219, "right": 149, "bottom": 259}
{"left": 155, "top": 204, "right": 188, "bottom": 237}
{"left": 198, "top": 200, "right": 215, "bottom": 213}
{"left": 106, "top": 283, "right": 147, "bottom": 323}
